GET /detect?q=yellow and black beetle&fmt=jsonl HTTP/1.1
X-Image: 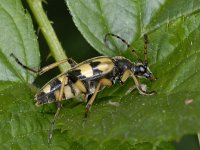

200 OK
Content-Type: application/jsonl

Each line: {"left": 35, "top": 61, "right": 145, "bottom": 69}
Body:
{"left": 11, "top": 33, "right": 156, "bottom": 143}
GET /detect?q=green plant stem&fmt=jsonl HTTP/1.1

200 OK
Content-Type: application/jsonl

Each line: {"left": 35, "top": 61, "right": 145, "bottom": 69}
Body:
{"left": 26, "top": 0, "right": 71, "bottom": 72}
{"left": 198, "top": 133, "right": 200, "bottom": 146}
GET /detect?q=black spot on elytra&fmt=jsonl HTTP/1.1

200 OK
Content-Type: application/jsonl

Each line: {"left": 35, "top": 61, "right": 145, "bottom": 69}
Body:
{"left": 90, "top": 61, "right": 101, "bottom": 68}
{"left": 69, "top": 69, "right": 86, "bottom": 79}
{"left": 68, "top": 73, "right": 79, "bottom": 83}
{"left": 67, "top": 73, "right": 80, "bottom": 96}
{"left": 90, "top": 61, "right": 103, "bottom": 76}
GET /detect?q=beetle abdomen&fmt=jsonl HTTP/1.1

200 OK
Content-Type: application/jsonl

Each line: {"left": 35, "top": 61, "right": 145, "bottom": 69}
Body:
{"left": 35, "top": 74, "right": 83, "bottom": 105}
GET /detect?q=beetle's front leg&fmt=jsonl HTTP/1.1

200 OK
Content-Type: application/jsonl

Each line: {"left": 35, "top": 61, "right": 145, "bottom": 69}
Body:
{"left": 131, "top": 73, "right": 156, "bottom": 95}
{"left": 121, "top": 69, "right": 156, "bottom": 95}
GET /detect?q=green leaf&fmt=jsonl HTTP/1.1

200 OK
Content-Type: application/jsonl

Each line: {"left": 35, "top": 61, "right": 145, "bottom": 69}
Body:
{"left": 66, "top": 0, "right": 200, "bottom": 56}
{"left": 0, "top": 83, "right": 69, "bottom": 149}
{"left": 0, "top": 0, "right": 40, "bottom": 83}
{"left": 1, "top": 0, "right": 200, "bottom": 149}
{"left": 0, "top": 83, "right": 175, "bottom": 149}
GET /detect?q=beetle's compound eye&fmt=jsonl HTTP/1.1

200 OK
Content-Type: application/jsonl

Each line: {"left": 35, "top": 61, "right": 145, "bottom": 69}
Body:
{"left": 139, "top": 65, "right": 146, "bottom": 73}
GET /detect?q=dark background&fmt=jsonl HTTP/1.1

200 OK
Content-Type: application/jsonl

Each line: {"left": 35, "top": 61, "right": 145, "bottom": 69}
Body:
{"left": 39, "top": 1, "right": 99, "bottom": 63}
{"left": 23, "top": 0, "right": 200, "bottom": 149}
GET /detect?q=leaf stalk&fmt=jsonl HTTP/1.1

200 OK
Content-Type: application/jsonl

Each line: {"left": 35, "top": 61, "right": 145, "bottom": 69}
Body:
{"left": 26, "top": 0, "right": 71, "bottom": 72}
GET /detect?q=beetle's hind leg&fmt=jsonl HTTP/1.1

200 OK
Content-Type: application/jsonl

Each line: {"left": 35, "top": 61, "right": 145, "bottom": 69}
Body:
{"left": 10, "top": 53, "right": 77, "bottom": 75}
{"left": 48, "top": 102, "right": 62, "bottom": 144}
{"left": 48, "top": 76, "right": 67, "bottom": 144}
{"left": 84, "top": 78, "right": 112, "bottom": 118}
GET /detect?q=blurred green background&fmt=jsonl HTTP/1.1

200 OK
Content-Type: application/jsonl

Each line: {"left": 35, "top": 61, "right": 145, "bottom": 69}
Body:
{"left": 23, "top": 0, "right": 200, "bottom": 149}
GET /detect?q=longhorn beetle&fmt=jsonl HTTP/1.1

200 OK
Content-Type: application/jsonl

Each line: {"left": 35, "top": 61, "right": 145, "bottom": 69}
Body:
{"left": 11, "top": 33, "right": 156, "bottom": 144}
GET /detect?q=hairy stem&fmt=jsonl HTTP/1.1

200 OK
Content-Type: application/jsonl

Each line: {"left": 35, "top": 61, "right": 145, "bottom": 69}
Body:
{"left": 26, "top": 0, "right": 71, "bottom": 72}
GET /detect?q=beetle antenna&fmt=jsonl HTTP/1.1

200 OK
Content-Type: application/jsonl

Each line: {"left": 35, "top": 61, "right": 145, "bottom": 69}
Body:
{"left": 143, "top": 34, "right": 149, "bottom": 66}
{"left": 104, "top": 33, "right": 139, "bottom": 60}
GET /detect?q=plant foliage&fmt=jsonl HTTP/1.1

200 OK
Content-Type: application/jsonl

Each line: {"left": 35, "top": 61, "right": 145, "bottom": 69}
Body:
{"left": 0, "top": 0, "right": 200, "bottom": 149}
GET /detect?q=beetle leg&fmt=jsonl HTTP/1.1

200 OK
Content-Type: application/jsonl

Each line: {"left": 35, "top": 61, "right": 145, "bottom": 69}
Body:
{"left": 131, "top": 73, "right": 156, "bottom": 95}
{"left": 10, "top": 53, "right": 77, "bottom": 75}
{"left": 83, "top": 94, "right": 93, "bottom": 102}
{"left": 68, "top": 73, "right": 87, "bottom": 94}
{"left": 37, "top": 60, "right": 72, "bottom": 75}
{"left": 48, "top": 76, "right": 66, "bottom": 144}
{"left": 37, "top": 58, "right": 77, "bottom": 75}
{"left": 121, "top": 69, "right": 132, "bottom": 83}
{"left": 67, "top": 58, "right": 77, "bottom": 67}
{"left": 121, "top": 69, "right": 155, "bottom": 95}
{"left": 85, "top": 78, "right": 112, "bottom": 118}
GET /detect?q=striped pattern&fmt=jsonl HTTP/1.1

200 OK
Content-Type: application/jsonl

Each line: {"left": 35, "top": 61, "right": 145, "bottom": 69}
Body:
{"left": 35, "top": 57, "right": 115, "bottom": 105}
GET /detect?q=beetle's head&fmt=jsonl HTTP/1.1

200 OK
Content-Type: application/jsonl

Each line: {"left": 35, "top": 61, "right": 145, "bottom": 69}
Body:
{"left": 132, "top": 60, "right": 156, "bottom": 80}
